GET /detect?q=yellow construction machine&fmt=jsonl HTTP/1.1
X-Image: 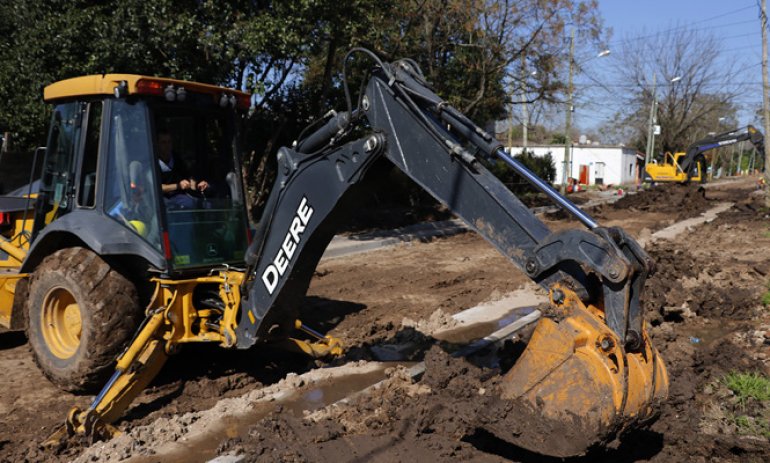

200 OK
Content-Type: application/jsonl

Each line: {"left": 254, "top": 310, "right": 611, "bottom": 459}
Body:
{"left": 0, "top": 49, "right": 667, "bottom": 457}
{"left": 644, "top": 125, "right": 764, "bottom": 183}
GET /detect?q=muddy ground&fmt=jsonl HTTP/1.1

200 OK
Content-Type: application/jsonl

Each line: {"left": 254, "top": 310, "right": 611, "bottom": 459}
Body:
{"left": 2, "top": 178, "right": 769, "bottom": 462}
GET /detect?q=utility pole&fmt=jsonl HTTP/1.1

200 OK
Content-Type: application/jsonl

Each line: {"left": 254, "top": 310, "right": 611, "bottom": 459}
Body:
{"left": 507, "top": 96, "right": 514, "bottom": 154}
{"left": 521, "top": 53, "right": 529, "bottom": 153}
{"left": 762, "top": 0, "right": 770, "bottom": 204}
{"left": 644, "top": 74, "right": 657, "bottom": 166}
{"left": 561, "top": 29, "right": 575, "bottom": 194}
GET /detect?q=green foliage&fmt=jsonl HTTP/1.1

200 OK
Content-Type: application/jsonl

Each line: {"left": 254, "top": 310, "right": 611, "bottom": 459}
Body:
{"left": 489, "top": 149, "right": 556, "bottom": 194}
{"left": 0, "top": 0, "right": 607, "bottom": 213}
{"left": 0, "top": 0, "right": 335, "bottom": 151}
{"left": 550, "top": 133, "right": 568, "bottom": 144}
{"left": 723, "top": 371, "right": 770, "bottom": 407}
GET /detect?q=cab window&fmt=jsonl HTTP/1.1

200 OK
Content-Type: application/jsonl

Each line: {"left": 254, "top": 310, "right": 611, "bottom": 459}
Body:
{"left": 35, "top": 101, "right": 83, "bottom": 232}
{"left": 77, "top": 102, "right": 101, "bottom": 207}
{"left": 103, "top": 99, "right": 162, "bottom": 251}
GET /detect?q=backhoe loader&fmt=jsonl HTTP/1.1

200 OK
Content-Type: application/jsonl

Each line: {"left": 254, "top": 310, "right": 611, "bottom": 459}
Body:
{"left": 644, "top": 125, "right": 764, "bottom": 183}
{"left": 0, "top": 49, "right": 667, "bottom": 457}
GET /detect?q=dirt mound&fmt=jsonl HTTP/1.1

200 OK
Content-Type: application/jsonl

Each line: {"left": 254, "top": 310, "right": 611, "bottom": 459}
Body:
{"left": 216, "top": 348, "right": 495, "bottom": 461}
{"left": 215, "top": 346, "right": 651, "bottom": 462}
{"left": 611, "top": 184, "right": 711, "bottom": 219}
{"left": 642, "top": 241, "right": 766, "bottom": 322}
{"left": 642, "top": 328, "right": 770, "bottom": 461}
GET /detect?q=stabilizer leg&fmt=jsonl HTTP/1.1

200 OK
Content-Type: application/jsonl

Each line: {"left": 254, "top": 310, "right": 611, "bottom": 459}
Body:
{"left": 282, "top": 319, "right": 344, "bottom": 358}
{"left": 43, "top": 312, "right": 169, "bottom": 447}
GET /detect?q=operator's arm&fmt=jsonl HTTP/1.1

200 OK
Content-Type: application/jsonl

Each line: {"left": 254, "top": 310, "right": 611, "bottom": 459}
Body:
{"left": 159, "top": 160, "right": 205, "bottom": 194}
{"left": 161, "top": 180, "right": 187, "bottom": 194}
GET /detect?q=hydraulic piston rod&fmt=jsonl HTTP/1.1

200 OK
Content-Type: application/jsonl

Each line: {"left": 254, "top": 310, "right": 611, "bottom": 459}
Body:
{"left": 493, "top": 148, "right": 599, "bottom": 230}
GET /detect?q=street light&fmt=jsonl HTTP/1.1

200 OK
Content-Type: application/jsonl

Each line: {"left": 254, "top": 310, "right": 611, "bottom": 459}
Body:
{"left": 644, "top": 75, "right": 682, "bottom": 166}
{"left": 560, "top": 41, "right": 611, "bottom": 194}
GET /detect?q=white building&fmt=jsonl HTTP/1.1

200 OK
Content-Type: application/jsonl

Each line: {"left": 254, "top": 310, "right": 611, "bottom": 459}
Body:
{"left": 505, "top": 144, "right": 642, "bottom": 186}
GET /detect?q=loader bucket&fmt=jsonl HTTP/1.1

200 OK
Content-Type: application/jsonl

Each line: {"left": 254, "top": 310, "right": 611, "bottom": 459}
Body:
{"left": 490, "top": 289, "right": 668, "bottom": 457}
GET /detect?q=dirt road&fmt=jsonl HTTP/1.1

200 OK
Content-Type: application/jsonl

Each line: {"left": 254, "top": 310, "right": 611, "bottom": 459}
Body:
{"left": 2, "top": 178, "right": 769, "bottom": 462}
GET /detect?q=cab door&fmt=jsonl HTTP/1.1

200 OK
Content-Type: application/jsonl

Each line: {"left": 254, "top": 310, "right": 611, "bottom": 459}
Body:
{"left": 32, "top": 101, "right": 86, "bottom": 238}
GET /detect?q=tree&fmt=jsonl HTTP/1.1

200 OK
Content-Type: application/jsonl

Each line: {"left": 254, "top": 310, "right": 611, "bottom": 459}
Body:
{"left": 605, "top": 27, "right": 743, "bottom": 154}
{"left": 0, "top": 0, "right": 358, "bottom": 151}
{"left": 0, "top": 0, "right": 608, "bottom": 213}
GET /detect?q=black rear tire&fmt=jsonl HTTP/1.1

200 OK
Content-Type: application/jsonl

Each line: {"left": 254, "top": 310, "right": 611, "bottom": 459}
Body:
{"left": 26, "top": 247, "right": 142, "bottom": 392}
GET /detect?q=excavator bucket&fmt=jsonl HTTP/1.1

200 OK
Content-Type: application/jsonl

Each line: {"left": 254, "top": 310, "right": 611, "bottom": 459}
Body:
{"left": 491, "top": 288, "right": 668, "bottom": 457}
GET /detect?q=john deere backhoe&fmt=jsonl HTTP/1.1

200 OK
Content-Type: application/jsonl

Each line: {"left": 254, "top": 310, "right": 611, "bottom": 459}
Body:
{"left": 0, "top": 49, "right": 667, "bottom": 457}
{"left": 644, "top": 125, "right": 764, "bottom": 183}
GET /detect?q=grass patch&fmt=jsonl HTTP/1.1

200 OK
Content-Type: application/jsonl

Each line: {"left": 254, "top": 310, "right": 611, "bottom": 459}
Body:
{"left": 733, "top": 415, "right": 770, "bottom": 438}
{"left": 724, "top": 371, "right": 770, "bottom": 406}
{"left": 761, "top": 280, "right": 770, "bottom": 306}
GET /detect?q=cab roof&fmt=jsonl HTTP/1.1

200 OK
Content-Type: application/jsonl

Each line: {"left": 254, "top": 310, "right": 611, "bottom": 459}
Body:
{"left": 43, "top": 74, "right": 250, "bottom": 108}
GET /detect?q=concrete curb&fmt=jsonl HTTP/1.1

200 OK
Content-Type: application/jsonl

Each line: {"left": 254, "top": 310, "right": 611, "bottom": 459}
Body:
{"left": 322, "top": 219, "right": 468, "bottom": 259}
{"left": 322, "top": 192, "right": 628, "bottom": 259}
{"left": 637, "top": 202, "right": 734, "bottom": 248}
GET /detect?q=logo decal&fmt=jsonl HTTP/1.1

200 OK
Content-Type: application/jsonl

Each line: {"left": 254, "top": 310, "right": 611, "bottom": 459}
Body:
{"left": 261, "top": 197, "right": 314, "bottom": 294}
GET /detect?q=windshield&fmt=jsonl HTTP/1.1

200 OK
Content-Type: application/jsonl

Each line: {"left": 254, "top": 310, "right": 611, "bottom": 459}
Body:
{"left": 152, "top": 102, "right": 248, "bottom": 269}
{"left": 104, "top": 99, "right": 163, "bottom": 251}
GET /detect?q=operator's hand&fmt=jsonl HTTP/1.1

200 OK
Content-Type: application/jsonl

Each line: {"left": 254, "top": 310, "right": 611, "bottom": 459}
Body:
{"left": 178, "top": 179, "right": 191, "bottom": 191}
{"left": 197, "top": 180, "right": 209, "bottom": 192}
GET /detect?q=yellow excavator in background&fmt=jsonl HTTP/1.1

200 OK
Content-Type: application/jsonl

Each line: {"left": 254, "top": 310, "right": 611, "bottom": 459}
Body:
{"left": 644, "top": 125, "right": 764, "bottom": 183}
{"left": 0, "top": 49, "right": 667, "bottom": 457}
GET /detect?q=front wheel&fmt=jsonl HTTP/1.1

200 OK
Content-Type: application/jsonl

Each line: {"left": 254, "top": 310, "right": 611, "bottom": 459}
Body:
{"left": 26, "top": 247, "right": 142, "bottom": 392}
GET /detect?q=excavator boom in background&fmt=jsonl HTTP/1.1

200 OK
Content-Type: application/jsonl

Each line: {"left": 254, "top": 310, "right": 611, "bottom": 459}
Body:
{"left": 644, "top": 125, "right": 764, "bottom": 183}
{"left": 0, "top": 49, "right": 667, "bottom": 458}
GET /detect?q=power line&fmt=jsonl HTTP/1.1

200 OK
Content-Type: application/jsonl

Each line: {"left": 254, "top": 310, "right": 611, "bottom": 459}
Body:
{"left": 610, "top": 18, "right": 759, "bottom": 47}
{"left": 572, "top": 61, "right": 763, "bottom": 90}
{"left": 719, "top": 31, "right": 762, "bottom": 41}
{"left": 576, "top": 81, "right": 766, "bottom": 89}
{"left": 690, "top": 3, "right": 757, "bottom": 24}
{"left": 607, "top": 3, "right": 756, "bottom": 45}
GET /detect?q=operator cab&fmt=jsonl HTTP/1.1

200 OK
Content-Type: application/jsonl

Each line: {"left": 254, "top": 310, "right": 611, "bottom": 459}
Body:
{"left": 39, "top": 75, "right": 252, "bottom": 273}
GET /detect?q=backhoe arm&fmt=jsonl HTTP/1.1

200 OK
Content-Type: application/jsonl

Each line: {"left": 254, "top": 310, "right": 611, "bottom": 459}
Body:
{"left": 680, "top": 125, "right": 764, "bottom": 180}
{"left": 234, "top": 51, "right": 667, "bottom": 456}
{"left": 236, "top": 53, "right": 651, "bottom": 351}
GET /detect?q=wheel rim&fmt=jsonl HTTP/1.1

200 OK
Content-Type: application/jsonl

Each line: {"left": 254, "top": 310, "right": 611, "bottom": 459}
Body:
{"left": 41, "top": 287, "right": 82, "bottom": 359}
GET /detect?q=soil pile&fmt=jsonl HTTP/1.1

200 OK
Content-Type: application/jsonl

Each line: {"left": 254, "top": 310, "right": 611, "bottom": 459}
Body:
{"left": 215, "top": 346, "right": 599, "bottom": 462}
{"left": 642, "top": 241, "right": 766, "bottom": 321}
{"left": 638, "top": 188, "right": 770, "bottom": 462}
{"left": 611, "top": 184, "right": 711, "bottom": 219}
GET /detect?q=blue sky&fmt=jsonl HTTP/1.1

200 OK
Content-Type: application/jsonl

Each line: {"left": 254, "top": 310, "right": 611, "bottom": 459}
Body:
{"left": 573, "top": 0, "right": 765, "bottom": 133}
